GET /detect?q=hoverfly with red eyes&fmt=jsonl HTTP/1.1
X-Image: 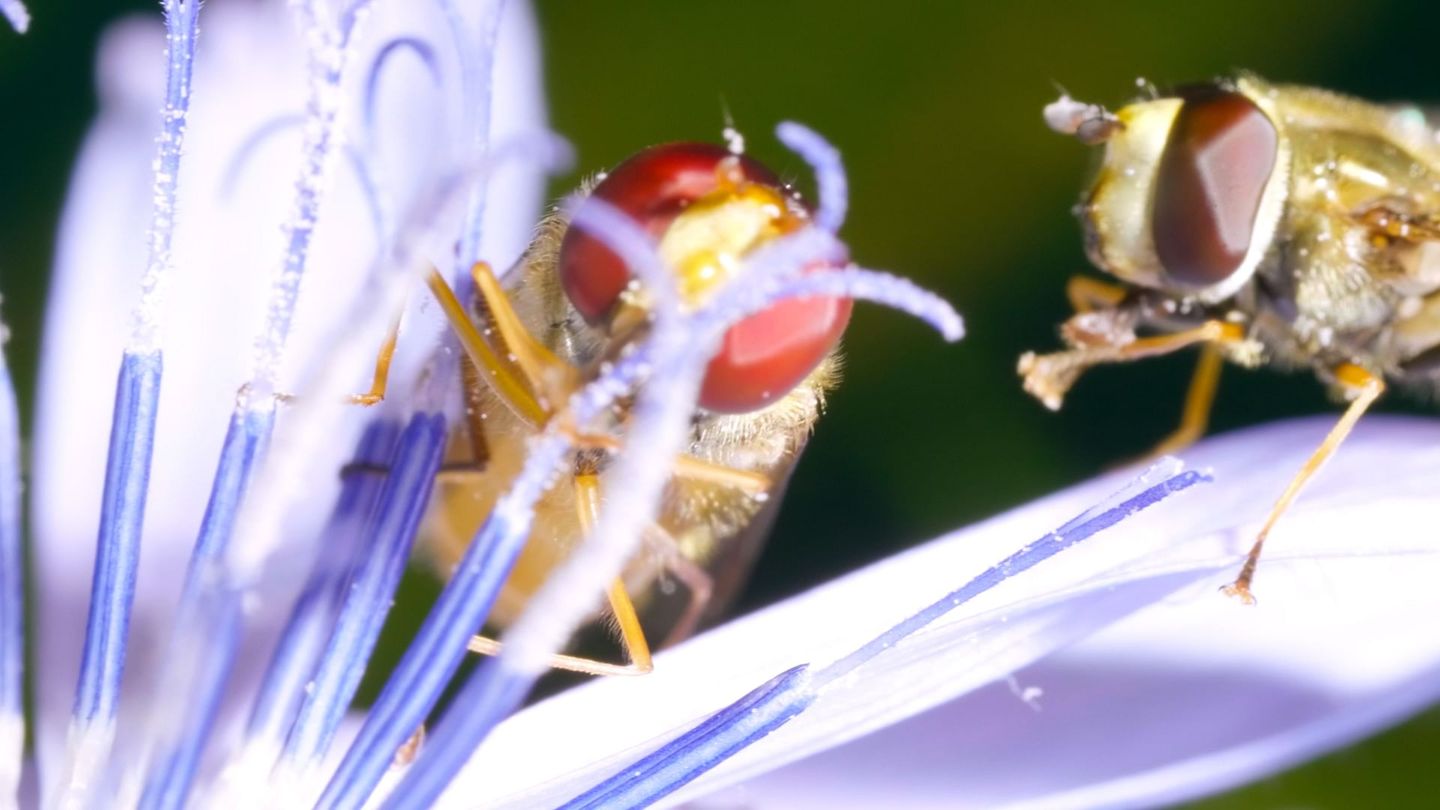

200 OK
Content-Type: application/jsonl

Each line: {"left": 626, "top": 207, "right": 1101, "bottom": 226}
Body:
{"left": 1021, "top": 74, "right": 1440, "bottom": 602}
{"left": 418, "top": 143, "right": 851, "bottom": 675}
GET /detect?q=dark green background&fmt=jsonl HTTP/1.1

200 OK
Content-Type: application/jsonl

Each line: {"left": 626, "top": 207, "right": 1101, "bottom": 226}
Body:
{"left": 3, "top": 1, "right": 1438, "bottom": 806}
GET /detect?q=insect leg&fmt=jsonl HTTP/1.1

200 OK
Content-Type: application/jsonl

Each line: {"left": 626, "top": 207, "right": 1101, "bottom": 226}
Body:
{"left": 456, "top": 355, "right": 492, "bottom": 468}
{"left": 425, "top": 360, "right": 496, "bottom": 485}
{"left": 463, "top": 474, "right": 657, "bottom": 676}
{"left": 1140, "top": 343, "right": 1225, "bottom": 459}
{"left": 462, "top": 636, "right": 647, "bottom": 677}
{"left": 346, "top": 313, "right": 403, "bottom": 406}
{"left": 425, "top": 268, "right": 548, "bottom": 426}
{"left": 668, "top": 456, "right": 771, "bottom": 494}
{"left": 1065, "top": 275, "right": 1129, "bottom": 313}
{"left": 1222, "top": 364, "right": 1385, "bottom": 604}
{"left": 468, "top": 261, "right": 581, "bottom": 405}
{"left": 643, "top": 524, "right": 716, "bottom": 649}
{"left": 266, "top": 291, "right": 403, "bottom": 406}
{"left": 1019, "top": 319, "right": 1246, "bottom": 410}
{"left": 575, "top": 472, "right": 654, "bottom": 673}
{"left": 261, "top": 310, "right": 402, "bottom": 407}
{"left": 561, "top": 429, "right": 771, "bottom": 492}
{"left": 566, "top": 431, "right": 772, "bottom": 495}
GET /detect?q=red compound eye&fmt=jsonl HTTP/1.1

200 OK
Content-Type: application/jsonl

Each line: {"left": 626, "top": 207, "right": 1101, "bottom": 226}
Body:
{"left": 559, "top": 143, "right": 779, "bottom": 320}
{"left": 699, "top": 293, "right": 853, "bottom": 413}
{"left": 558, "top": 142, "right": 853, "bottom": 414}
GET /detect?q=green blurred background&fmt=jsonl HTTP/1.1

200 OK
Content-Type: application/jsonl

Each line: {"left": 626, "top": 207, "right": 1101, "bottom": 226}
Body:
{"left": 3, "top": 0, "right": 1440, "bottom": 805}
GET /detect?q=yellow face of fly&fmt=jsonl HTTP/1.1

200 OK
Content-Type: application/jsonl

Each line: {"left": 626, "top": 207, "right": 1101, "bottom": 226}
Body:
{"left": 1068, "top": 76, "right": 1290, "bottom": 305}
{"left": 657, "top": 183, "right": 796, "bottom": 304}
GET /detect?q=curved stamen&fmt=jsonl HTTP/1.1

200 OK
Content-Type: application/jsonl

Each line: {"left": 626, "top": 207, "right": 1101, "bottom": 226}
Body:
{"left": 222, "top": 116, "right": 392, "bottom": 253}
{"left": 704, "top": 263, "right": 964, "bottom": 344}
{"left": 362, "top": 37, "right": 442, "bottom": 138}
{"left": 218, "top": 113, "right": 306, "bottom": 200}
{"left": 448, "top": 0, "right": 508, "bottom": 277}
{"left": 776, "top": 121, "right": 848, "bottom": 233}
{"left": 339, "top": 0, "right": 377, "bottom": 38}
{"left": 1, "top": 0, "right": 29, "bottom": 34}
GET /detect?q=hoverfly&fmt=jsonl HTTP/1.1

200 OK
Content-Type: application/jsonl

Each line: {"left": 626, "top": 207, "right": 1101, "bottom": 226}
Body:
{"left": 417, "top": 142, "right": 851, "bottom": 674}
{"left": 1020, "top": 74, "right": 1440, "bottom": 602}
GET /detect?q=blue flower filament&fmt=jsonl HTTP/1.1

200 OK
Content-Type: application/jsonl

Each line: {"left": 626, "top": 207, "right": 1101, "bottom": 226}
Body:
{"left": 70, "top": 0, "right": 199, "bottom": 742}
{"left": 559, "top": 468, "right": 1210, "bottom": 809}
{"left": 0, "top": 320, "right": 25, "bottom": 804}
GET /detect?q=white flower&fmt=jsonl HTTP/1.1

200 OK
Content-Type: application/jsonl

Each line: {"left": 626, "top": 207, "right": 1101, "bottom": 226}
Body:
{"left": 5, "top": 1, "right": 1440, "bottom": 809}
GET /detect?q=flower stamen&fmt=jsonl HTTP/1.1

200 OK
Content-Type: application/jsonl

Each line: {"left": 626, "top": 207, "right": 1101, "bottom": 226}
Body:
{"left": 0, "top": 305, "right": 24, "bottom": 807}
{"left": 0, "top": 0, "right": 29, "bottom": 34}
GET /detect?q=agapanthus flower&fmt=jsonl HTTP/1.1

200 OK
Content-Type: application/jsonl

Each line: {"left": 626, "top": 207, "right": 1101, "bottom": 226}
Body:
{"left": 4, "top": 2, "right": 1440, "bottom": 809}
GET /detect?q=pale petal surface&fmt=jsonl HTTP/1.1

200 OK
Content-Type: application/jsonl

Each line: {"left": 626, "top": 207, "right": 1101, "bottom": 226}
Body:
{"left": 457, "top": 416, "right": 1440, "bottom": 808}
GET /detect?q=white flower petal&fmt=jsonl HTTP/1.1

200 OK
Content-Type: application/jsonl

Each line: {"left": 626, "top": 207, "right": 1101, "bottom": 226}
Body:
{"left": 32, "top": 0, "right": 544, "bottom": 784}
{"left": 688, "top": 415, "right": 1440, "bottom": 809}
{"left": 446, "top": 415, "right": 1440, "bottom": 808}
